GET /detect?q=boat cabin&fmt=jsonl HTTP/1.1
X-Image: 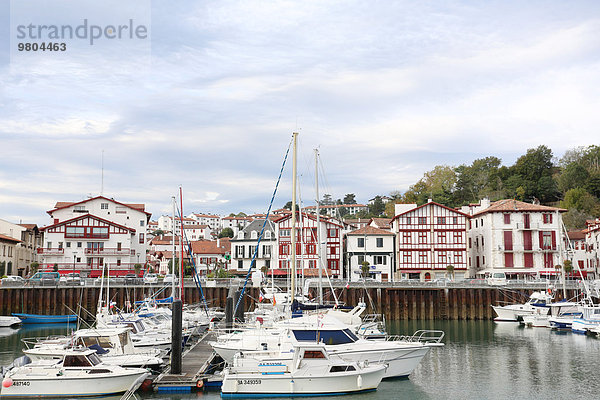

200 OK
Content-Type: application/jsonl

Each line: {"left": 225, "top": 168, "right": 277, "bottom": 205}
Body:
{"left": 62, "top": 349, "right": 102, "bottom": 367}
{"left": 292, "top": 328, "right": 359, "bottom": 345}
{"left": 73, "top": 328, "right": 135, "bottom": 355}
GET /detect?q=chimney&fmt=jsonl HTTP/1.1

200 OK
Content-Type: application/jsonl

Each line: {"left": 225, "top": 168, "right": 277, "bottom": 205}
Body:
{"left": 427, "top": 198, "right": 433, "bottom": 203}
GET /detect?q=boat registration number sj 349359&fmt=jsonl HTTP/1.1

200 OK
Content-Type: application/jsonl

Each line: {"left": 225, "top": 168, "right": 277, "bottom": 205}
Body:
{"left": 13, "top": 381, "right": 31, "bottom": 386}
{"left": 237, "top": 379, "right": 261, "bottom": 385}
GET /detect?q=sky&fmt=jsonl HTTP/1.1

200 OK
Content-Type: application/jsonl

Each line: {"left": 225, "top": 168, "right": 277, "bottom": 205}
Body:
{"left": 1, "top": 0, "right": 599, "bottom": 226}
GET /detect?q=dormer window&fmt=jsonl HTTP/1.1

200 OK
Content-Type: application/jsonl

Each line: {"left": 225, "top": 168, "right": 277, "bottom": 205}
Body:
{"left": 237, "top": 232, "right": 244, "bottom": 239}
{"left": 251, "top": 231, "right": 258, "bottom": 239}
{"left": 265, "top": 231, "right": 271, "bottom": 239}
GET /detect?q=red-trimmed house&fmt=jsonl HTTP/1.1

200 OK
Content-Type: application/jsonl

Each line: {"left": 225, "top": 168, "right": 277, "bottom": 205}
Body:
{"left": 391, "top": 200, "right": 469, "bottom": 281}
{"left": 274, "top": 212, "right": 343, "bottom": 278}
{"left": 39, "top": 196, "right": 151, "bottom": 277}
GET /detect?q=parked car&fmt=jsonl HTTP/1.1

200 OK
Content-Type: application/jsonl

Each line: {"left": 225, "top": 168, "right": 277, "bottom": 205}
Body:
{"left": 64, "top": 273, "right": 83, "bottom": 285}
{"left": 29, "top": 271, "right": 60, "bottom": 286}
{"left": 163, "top": 274, "right": 175, "bottom": 284}
{"left": 143, "top": 273, "right": 158, "bottom": 284}
{"left": 124, "top": 273, "right": 141, "bottom": 285}
{"left": 1, "top": 275, "right": 26, "bottom": 286}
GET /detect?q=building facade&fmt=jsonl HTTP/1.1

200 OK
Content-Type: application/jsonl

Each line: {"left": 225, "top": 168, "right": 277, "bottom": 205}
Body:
{"left": 230, "top": 219, "right": 276, "bottom": 274}
{"left": 39, "top": 196, "right": 150, "bottom": 277}
{"left": 346, "top": 226, "right": 395, "bottom": 282}
{"left": 391, "top": 201, "right": 469, "bottom": 281}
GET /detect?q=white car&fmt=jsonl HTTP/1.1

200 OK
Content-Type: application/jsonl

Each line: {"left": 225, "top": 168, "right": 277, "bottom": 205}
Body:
{"left": 163, "top": 274, "right": 175, "bottom": 284}
{"left": 143, "top": 273, "right": 158, "bottom": 284}
{"left": 1, "top": 275, "right": 26, "bottom": 286}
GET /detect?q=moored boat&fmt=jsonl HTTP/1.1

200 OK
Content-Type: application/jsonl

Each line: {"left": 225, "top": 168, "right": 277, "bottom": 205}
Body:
{"left": 0, "top": 316, "right": 22, "bottom": 328}
{"left": 492, "top": 291, "right": 552, "bottom": 322}
{"left": 0, "top": 349, "right": 148, "bottom": 397}
{"left": 12, "top": 313, "right": 77, "bottom": 324}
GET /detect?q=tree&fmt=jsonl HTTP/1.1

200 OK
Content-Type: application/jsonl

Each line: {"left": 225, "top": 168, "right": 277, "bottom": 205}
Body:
{"left": 361, "top": 260, "right": 371, "bottom": 278}
{"left": 506, "top": 145, "right": 559, "bottom": 202}
{"left": 557, "top": 163, "right": 590, "bottom": 193}
{"left": 30, "top": 262, "right": 39, "bottom": 276}
{"left": 219, "top": 227, "right": 234, "bottom": 238}
{"left": 134, "top": 263, "right": 142, "bottom": 276}
{"left": 152, "top": 229, "right": 165, "bottom": 236}
{"left": 236, "top": 212, "right": 247, "bottom": 217}
{"left": 321, "top": 194, "right": 333, "bottom": 205}
{"left": 446, "top": 264, "right": 455, "bottom": 280}
{"left": 53, "top": 263, "right": 58, "bottom": 272}
{"left": 563, "top": 260, "right": 573, "bottom": 277}
{"left": 343, "top": 193, "right": 357, "bottom": 205}
{"left": 560, "top": 188, "right": 599, "bottom": 215}
{"left": 454, "top": 157, "right": 503, "bottom": 204}
{"left": 369, "top": 196, "right": 385, "bottom": 216}
{"left": 338, "top": 207, "right": 349, "bottom": 218}
{"left": 402, "top": 165, "right": 458, "bottom": 206}
{"left": 562, "top": 209, "right": 592, "bottom": 230}
{"left": 283, "top": 201, "right": 292, "bottom": 210}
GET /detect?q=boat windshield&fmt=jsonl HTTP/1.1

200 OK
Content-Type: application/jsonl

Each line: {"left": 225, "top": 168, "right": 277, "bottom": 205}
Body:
{"left": 87, "top": 353, "right": 102, "bottom": 366}
{"left": 293, "top": 329, "right": 358, "bottom": 345}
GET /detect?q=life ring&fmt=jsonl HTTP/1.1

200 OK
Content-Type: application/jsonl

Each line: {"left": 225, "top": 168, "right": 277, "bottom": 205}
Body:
{"left": 196, "top": 380, "right": 204, "bottom": 389}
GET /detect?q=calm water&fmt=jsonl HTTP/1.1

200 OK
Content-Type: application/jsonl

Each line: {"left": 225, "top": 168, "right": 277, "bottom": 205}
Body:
{"left": 2, "top": 320, "right": 600, "bottom": 399}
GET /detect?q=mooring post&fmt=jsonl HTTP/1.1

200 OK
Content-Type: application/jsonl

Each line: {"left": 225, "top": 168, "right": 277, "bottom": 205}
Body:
{"left": 171, "top": 299, "right": 183, "bottom": 374}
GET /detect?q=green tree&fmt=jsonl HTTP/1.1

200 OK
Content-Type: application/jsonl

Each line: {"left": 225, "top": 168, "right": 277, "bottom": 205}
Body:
{"left": 283, "top": 201, "right": 292, "bottom": 210}
{"left": 446, "top": 265, "right": 455, "bottom": 280}
{"left": 560, "top": 188, "right": 598, "bottom": 215}
{"left": 53, "top": 263, "right": 58, "bottom": 272}
{"left": 506, "top": 145, "right": 559, "bottom": 202}
{"left": 152, "top": 229, "right": 165, "bottom": 236}
{"left": 454, "top": 157, "right": 503, "bottom": 205}
{"left": 343, "top": 193, "right": 357, "bottom": 205}
{"left": 236, "top": 212, "right": 247, "bottom": 217}
{"left": 218, "top": 228, "right": 234, "bottom": 238}
{"left": 30, "top": 262, "right": 39, "bottom": 275}
{"left": 321, "top": 194, "right": 333, "bottom": 205}
{"left": 562, "top": 209, "right": 592, "bottom": 230}
{"left": 557, "top": 163, "right": 590, "bottom": 193}
{"left": 403, "top": 165, "right": 457, "bottom": 206}
{"left": 369, "top": 196, "right": 385, "bottom": 216}
{"left": 361, "top": 260, "right": 371, "bottom": 278}
{"left": 134, "top": 263, "right": 142, "bottom": 276}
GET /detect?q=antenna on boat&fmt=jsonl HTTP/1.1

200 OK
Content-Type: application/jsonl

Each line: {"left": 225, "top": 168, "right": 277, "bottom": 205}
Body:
{"left": 315, "top": 148, "right": 323, "bottom": 305}
{"left": 291, "top": 132, "right": 298, "bottom": 306}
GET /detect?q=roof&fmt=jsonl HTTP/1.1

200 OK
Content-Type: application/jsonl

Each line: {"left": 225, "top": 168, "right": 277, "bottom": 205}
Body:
{"left": 369, "top": 218, "right": 392, "bottom": 229}
{"left": 472, "top": 199, "right": 566, "bottom": 216}
{"left": 391, "top": 201, "right": 470, "bottom": 222}
{"left": 18, "top": 223, "right": 38, "bottom": 230}
{"left": 40, "top": 214, "right": 136, "bottom": 233}
{"left": 346, "top": 226, "right": 395, "bottom": 236}
{"left": 190, "top": 240, "right": 227, "bottom": 255}
{"left": 193, "top": 213, "right": 219, "bottom": 218}
{"left": 304, "top": 204, "right": 368, "bottom": 210}
{"left": 0, "top": 233, "right": 21, "bottom": 243}
{"left": 150, "top": 235, "right": 177, "bottom": 245}
{"left": 567, "top": 230, "right": 586, "bottom": 240}
{"left": 183, "top": 224, "right": 209, "bottom": 229}
{"left": 274, "top": 211, "right": 344, "bottom": 228}
{"left": 48, "top": 196, "right": 151, "bottom": 216}
{"left": 240, "top": 219, "right": 275, "bottom": 235}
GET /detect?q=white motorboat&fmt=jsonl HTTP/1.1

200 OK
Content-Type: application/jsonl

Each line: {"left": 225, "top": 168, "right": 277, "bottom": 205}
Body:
{"left": 571, "top": 305, "right": 600, "bottom": 334}
{"left": 0, "top": 316, "right": 21, "bottom": 328}
{"left": 22, "top": 327, "right": 164, "bottom": 369}
{"left": 0, "top": 349, "right": 149, "bottom": 397}
{"left": 548, "top": 302, "right": 582, "bottom": 330}
{"left": 492, "top": 291, "right": 552, "bottom": 322}
{"left": 212, "top": 313, "right": 443, "bottom": 379}
{"left": 221, "top": 343, "right": 386, "bottom": 398}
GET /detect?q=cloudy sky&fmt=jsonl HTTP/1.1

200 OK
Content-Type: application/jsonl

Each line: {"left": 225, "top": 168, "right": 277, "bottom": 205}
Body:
{"left": 1, "top": 0, "right": 599, "bottom": 225}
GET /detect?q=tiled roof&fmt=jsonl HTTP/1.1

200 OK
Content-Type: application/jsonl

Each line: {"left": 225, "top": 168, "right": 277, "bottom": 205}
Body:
{"left": 191, "top": 240, "right": 227, "bottom": 255}
{"left": 304, "top": 204, "right": 368, "bottom": 209}
{"left": 0, "top": 233, "right": 21, "bottom": 243}
{"left": 51, "top": 196, "right": 150, "bottom": 215}
{"left": 347, "top": 226, "right": 395, "bottom": 236}
{"left": 370, "top": 218, "right": 392, "bottom": 228}
{"left": 473, "top": 199, "right": 566, "bottom": 216}
{"left": 567, "top": 230, "right": 586, "bottom": 240}
{"left": 18, "top": 224, "right": 38, "bottom": 230}
{"left": 193, "top": 214, "right": 219, "bottom": 218}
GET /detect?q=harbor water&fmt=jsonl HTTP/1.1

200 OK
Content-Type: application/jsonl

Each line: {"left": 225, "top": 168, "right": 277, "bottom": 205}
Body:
{"left": 2, "top": 320, "right": 600, "bottom": 399}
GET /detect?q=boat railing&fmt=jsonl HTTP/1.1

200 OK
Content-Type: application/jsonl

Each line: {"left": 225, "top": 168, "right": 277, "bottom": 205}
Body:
{"left": 386, "top": 330, "right": 445, "bottom": 344}
{"left": 21, "top": 335, "right": 73, "bottom": 350}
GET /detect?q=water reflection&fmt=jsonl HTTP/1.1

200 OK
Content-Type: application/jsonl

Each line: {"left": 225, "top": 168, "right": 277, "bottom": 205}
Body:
{"left": 1, "top": 321, "right": 599, "bottom": 399}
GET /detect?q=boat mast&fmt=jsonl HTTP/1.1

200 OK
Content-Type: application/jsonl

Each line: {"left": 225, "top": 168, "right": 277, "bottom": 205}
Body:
{"left": 290, "top": 132, "right": 298, "bottom": 304}
{"left": 172, "top": 196, "right": 177, "bottom": 299}
{"left": 179, "top": 187, "right": 185, "bottom": 303}
{"left": 315, "top": 148, "right": 323, "bottom": 305}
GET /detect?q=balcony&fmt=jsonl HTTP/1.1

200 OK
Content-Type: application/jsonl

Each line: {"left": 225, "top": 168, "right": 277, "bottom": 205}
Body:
{"left": 37, "top": 248, "right": 65, "bottom": 255}
{"left": 515, "top": 222, "right": 539, "bottom": 230}
{"left": 84, "top": 248, "right": 135, "bottom": 255}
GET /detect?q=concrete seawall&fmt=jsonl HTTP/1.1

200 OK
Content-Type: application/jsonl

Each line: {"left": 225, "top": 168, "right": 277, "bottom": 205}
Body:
{"left": 0, "top": 284, "right": 578, "bottom": 321}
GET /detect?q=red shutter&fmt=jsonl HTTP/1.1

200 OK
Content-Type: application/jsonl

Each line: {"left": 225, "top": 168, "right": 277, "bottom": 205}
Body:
{"left": 524, "top": 253, "right": 533, "bottom": 268}
{"left": 539, "top": 231, "right": 544, "bottom": 249}
{"left": 504, "top": 231, "right": 513, "bottom": 251}
{"left": 551, "top": 231, "right": 556, "bottom": 250}
{"left": 523, "top": 231, "right": 532, "bottom": 251}
{"left": 504, "top": 252, "right": 514, "bottom": 268}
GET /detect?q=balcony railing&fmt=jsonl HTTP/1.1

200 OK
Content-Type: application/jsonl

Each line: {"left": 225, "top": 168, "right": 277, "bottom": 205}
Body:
{"left": 84, "top": 248, "right": 135, "bottom": 255}
{"left": 37, "top": 248, "right": 65, "bottom": 255}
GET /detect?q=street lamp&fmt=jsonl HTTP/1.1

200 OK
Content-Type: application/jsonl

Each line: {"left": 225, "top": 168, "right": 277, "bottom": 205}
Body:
{"left": 72, "top": 253, "right": 76, "bottom": 285}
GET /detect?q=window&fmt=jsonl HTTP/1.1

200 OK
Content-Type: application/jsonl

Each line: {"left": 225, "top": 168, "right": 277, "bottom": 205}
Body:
{"left": 279, "top": 244, "right": 289, "bottom": 255}
{"left": 504, "top": 214, "right": 511, "bottom": 224}
{"left": 306, "top": 244, "right": 316, "bottom": 254}
{"left": 437, "top": 217, "right": 446, "bottom": 225}
{"left": 357, "top": 255, "right": 365, "bottom": 264}
{"left": 437, "top": 232, "right": 446, "bottom": 244}
{"left": 100, "top": 203, "right": 109, "bottom": 210}
{"left": 453, "top": 252, "right": 463, "bottom": 264}
{"left": 58, "top": 242, "right": 63, "bottom": 249}
{"left": 406, "top": 217, "right": 412, "bottom": 225}
{"left": 235, "top": 245, "right": 245, "bottom": 258}
{"left": 116, "top": 259, "right": 121, "bottom": 266}
{"left": 543, "top": 214, "right": 553, "bottom": 224}
{"left": 77, "top": 242, "right": 82, "bottom": 248}
{"left": 438, "top": 251, "right": 447, "bottom": 264}
{"left": 374, "top": 255, "right": 386, "bottom": 265}
{"left": 468, "top": 237, "right": 472, "bottom": 248}
{"left": 328, "top": 259, "right": 339, "bottom": 269}
{"left": 418, "top": 217, "right": 427, "bottom": 225}
{"left": 47, "top": 242, "right": 52, "bottom": 249}
{"left": 328, "top": 229, "right": 338, "bottom": 238}
{"left": 357, "top": 237, "right": 365, "bottom": 247}
{"left": 280, "top": 229, "right": 291, "bottom": 237}
{"left": 237, "top": 232, "right": 244, "bottom": 239}
{"left": 376, "top": 238, "right": 383, "bottom": 247}
{"left": 140, "top": 220, "right": 145, "bottom": 227}
{"left": 66, "top": 242, "right": 71, "bottom": 248}
{"left": 251, "top": 231, "right": 257, "bottom": 239}
{"left": 139, "top": 233, "right": 144, "bottom": 244}
{"left": 238, "top": 260, "right": 243, "bottom": 269}
{"left": 418, "top": 232, "right": 427, "bottom": 244}
{"left": 263, "top": 245, "right": 271, "bottom": 256}
{"left": 453, "top": 217, "right": 458, "bottom": 224}
{"left": 265, "top": 231, "right": 272, "bottom": 239}
{"left": 403, "top": 232, "right": 411, "bottom": 244}
{"left": 418, "top": 251, "right": 428, "bottom": 264}
{"left": 403, "top": 252, "right": 412, "bottom": 264}
{"left": 329, "top": 246, "right": 337, "bottom": 255}
{"left": 453, "top": 232, "right": 462, "bottom": 244}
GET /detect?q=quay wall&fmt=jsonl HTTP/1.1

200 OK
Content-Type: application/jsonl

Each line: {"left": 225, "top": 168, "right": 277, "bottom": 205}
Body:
{"left": 0, "top": 285, "right": 578, "bottom": 321}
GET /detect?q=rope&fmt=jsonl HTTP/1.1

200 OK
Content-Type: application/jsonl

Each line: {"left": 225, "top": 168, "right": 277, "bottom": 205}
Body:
{"left": 234, "top": 135, "right": 294, "bottom": 316}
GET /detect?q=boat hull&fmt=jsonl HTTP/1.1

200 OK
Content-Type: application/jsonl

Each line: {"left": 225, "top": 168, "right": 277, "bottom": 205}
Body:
{"left": 221, "top": 364, "right": 385, "bottom": 397}
{"left": 12, "top": 313, "right": 77, "bottom": 324}
{"left": 0, "top": 316, "right": 22, "bottom": 327}
{"left": 0, "top": 368, "right": 148, "bottom": 397}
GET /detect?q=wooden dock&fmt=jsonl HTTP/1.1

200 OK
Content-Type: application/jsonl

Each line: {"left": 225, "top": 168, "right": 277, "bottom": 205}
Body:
{"left": 153, "top": 331, "right": 222, "bottom": 393}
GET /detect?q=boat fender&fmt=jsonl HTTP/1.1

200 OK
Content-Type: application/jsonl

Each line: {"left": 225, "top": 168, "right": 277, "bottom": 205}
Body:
{"left": 357, "top": 375, "right": 362, "bottom": 389}
{"left": 2, "top": 377, "right": 13, "bottom": 388}
{"left": 290, "top": 379, "right": 295, "bottom": 393}
{"left": 196, "top": 379, "right": 204, "bottom": 389}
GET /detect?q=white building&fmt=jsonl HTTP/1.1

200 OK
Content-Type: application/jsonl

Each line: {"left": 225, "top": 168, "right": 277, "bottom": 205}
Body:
{"left": 157, "top": 215, "right": 196, "bottom": 236}
{"left": 0, "top": 219, "right": 42, "bottom": 276}
{"left": 567, "top": 230, "right": 594, "bottom": 278}
{"left": 230, "top": 219, "right": 276, "bottom": 274}
{"left": 188, "top": 213, "right": 221, "bottom": 231}
{"left": 183, "top": 224, "right": 213, "bottom": 241}
{"left": 461, "top": 198, "right": 566, "bottom": 279}
{"left": 39, "top": 196, "right": 151, "bottom": 277}
{"left": 304, "top": 204, "right": 369, "bottom": 218}
{"left": 346, "top": 226, "right": 395, "bottom": 282}
{"left": 586, "top": 219, "right": 600, "bottom": 277}
{"left": 0, "top": 234, "right": 21, "bottom": 276}
{"left": 191, "top": 239, "right": 230, "bottom": 275}
{"left": 220, "top": 216, "right": 252, "bottom": 236}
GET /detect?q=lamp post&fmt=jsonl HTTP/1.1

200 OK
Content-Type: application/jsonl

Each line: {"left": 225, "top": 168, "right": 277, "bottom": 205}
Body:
{"left": 72, "top": 253, "right": 76, "bottom": 285}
